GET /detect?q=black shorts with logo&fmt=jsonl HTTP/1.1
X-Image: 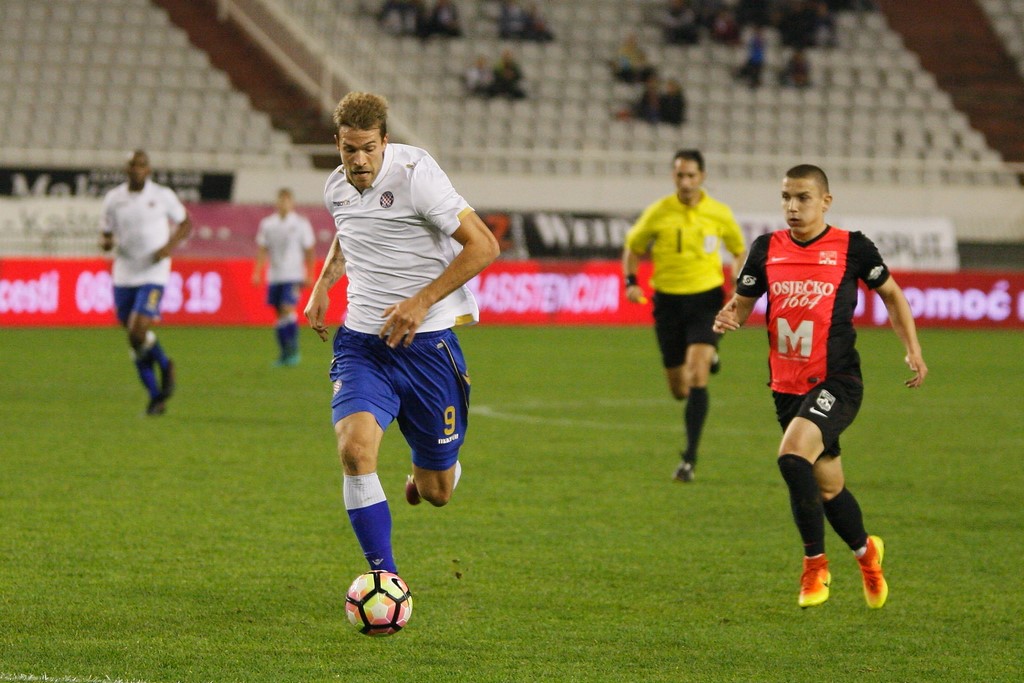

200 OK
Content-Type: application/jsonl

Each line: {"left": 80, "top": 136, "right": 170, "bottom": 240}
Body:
{"left": 652, "top": 286, "right": 724, "bottom": 368}
{"left": 772, "top": 374, "right": 864, "bottom": 457}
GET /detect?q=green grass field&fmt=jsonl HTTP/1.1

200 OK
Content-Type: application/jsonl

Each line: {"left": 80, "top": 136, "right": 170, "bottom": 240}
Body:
{"left": 1, "top": 325, "right": 1022, "bottom": 683}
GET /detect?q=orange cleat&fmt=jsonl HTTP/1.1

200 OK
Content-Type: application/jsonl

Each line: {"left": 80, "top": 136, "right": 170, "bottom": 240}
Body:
{"left": 858, "top": 535, "right": 889, "bottom": 609}
{"left": 404, "top": 474, "right": 421, "bottom": 506}
{"left": 798, "top": 554, "right": 831, "bottom": 608}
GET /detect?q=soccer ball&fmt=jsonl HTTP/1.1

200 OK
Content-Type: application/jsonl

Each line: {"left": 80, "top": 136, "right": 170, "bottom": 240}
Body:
{"left": 345, "top": 570, "right": 413, "bottom": 636}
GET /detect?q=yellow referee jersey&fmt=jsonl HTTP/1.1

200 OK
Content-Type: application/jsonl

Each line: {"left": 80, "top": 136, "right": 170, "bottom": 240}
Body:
{"left": 625, "top": 190, "right": 745, "bottom": 295}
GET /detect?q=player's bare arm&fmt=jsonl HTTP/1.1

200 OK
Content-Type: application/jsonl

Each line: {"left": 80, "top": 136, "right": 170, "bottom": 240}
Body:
{"left": 305, "top": 237, "right": 347, "bottom": 342}
{"left": 303, "top": 246, "right": 316, "bottom": 288}
{"left": 252, "top": 245, "right": 268, "bottom": 286}
{"left": 154, "top": 215, "right": 192, "bottom": 262}
{"left": 713, "top": 294, "right": 756, "bottom": 333}
{"left": 622, "top": 247, "right": 647, "bottom": 304}
{"left": 875, "top": 277, "right": 928, "bottom": 388}
{"left": 380, "top": 210, "right": 498, "bottom": 348}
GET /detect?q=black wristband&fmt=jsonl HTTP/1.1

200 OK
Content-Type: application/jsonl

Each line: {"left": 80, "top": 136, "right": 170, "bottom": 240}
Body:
{"left": 624, "top": 274, "right": 638, "bottom": 288}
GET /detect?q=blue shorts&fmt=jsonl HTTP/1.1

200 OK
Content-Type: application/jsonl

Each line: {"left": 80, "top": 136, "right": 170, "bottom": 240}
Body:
{"left": 267, "top": 282, "right": 301, "bottom": 308}
{"left": 113, "top": 285, "right": 164, "bottom": 325}
{"left": 330, "top": 326, "right": 471, "bottom": 470}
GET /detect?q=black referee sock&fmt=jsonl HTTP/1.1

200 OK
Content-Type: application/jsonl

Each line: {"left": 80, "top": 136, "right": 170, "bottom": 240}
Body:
{"left": 777, "top": 454, "right": 825, "bottom": 557}
{"left": 823, "top": 487, "right": 868, "bottom": 552}
{"left": 683, "top": 386, "right": 708, "bottom": 465}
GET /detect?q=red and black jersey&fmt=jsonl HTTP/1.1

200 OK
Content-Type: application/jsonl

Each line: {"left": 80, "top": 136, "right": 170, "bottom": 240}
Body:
{"left": 735, "top": 226, "right": 890, "bottom": 394}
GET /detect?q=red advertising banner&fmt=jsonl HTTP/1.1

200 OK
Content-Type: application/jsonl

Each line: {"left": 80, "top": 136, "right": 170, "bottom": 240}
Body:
{"left": 1, "top": 258, "right": 1022, "bottom": 328}
{"left": 0, "top": 258, "right": 345, "bottom": 326}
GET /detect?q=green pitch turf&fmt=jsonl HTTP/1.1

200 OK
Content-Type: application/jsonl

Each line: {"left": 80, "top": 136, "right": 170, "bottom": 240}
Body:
{"left": 1, "top": 325, "right": 1021, "bottom": 683}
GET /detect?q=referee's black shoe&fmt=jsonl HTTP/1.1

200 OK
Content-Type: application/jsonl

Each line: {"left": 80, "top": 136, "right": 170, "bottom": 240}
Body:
{"left": 710, "top": 352, "right": 721, "bottom": 375}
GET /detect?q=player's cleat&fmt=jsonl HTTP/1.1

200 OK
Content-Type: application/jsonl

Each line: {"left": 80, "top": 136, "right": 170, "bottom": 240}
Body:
{"left": 672, "top": 461, "right": 695, "bottom": 483}
{"left": 160, "top": 359, "right": 176, "bottom": 398}
{"left": 798, "top": 554, "right": 831, "bottom": 608}
{"left": 275, "top": 352, "right": 301, "bottom": 367}
{"left": 857, "top": 535, "right": 888, "bottom": 609}
{"left": 145, "top": 394, "right": 167, "bottom": 416}
{"left": 710, "top": 352, "right": 721, "bottom": 375}
{"left": 405, "top": 474, "right": 422, "bottom": 505}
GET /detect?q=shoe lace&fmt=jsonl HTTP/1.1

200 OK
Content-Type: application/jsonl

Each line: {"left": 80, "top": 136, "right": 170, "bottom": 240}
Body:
{"left": 801, "top": 562, "right": 826, "bottom": 591}
{"left": 860, "top": 558, "right": 883, "bottom": 591}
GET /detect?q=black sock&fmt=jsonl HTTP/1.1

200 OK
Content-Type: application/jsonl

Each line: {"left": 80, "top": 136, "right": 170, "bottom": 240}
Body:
{"left": 823, "top": 487, "right": 868, "bottom": 551}
{"left": 683, "top": 386, "right": 708, "bottom": 464}
{"left": 777, "top": 454, "right": 825, "bottom": 557}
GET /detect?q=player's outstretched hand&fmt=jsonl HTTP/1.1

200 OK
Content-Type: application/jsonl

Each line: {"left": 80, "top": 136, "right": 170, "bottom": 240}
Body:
{"left": 713, "top": 300, "right": 741, "bottom": 333}
{"left": 304, "top": 288, "right": 331, "bottom": 342}
{"left": 904, "top": 352, "right": 928, "bottom": 388}
{"left": 625, "top": 285, "right": 648, "bottom": 305}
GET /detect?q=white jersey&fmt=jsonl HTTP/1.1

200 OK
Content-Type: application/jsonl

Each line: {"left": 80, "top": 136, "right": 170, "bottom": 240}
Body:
{"left": 101, "top": 179, "right": 187, "bottom": 286}
{"left": 323, "top": 143, "right": 479, "bottom": 334}
{"left": 256, "top": 210, "right": 315, "bottom": 283}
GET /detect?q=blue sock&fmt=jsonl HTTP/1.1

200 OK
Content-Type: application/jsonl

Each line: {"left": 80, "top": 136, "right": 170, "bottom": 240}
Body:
{"left": 149, "top": 339, "right": 169, "bottom": 372}
{"left": 344, "top": 473, "right": 397, "bottom": 573}
{"left": 275, "top": 321, "right": 289, "bottom": 355}
{"left": 284, "top": 320, "right": 299, "bottom": 354}
{"left": 134, "top": 356, "right": 161, "bottom": 399}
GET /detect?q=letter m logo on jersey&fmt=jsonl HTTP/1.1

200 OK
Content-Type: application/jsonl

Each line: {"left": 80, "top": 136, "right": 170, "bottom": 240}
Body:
{"left": 777, "top": 319, "right": 813, "bottom": 357}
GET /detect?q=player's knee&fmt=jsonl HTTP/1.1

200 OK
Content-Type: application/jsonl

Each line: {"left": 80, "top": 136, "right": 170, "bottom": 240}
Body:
{"left": 421, "top": 488, "right": 452, "bottom": 507}
{"left": 336, "top": 438, "right": 377, "bottom": 473}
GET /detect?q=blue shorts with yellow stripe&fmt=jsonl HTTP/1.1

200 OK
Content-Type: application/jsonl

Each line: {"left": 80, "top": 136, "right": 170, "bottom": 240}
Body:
{"left": 330, "top": 326, "right": 471, "bottom": 471}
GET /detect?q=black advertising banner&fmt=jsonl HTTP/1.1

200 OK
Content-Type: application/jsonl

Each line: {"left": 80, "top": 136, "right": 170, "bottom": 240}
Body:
{"left": 0, "top": 167, "right": 234, "bottom": 202}
{"left": 514, "top": 211, "right": 636, "bottom": 260}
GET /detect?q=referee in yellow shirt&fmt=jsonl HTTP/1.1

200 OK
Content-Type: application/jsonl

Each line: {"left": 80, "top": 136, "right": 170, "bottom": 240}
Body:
{"left": 623, "top": 149, "right": 745, "bottom": 482}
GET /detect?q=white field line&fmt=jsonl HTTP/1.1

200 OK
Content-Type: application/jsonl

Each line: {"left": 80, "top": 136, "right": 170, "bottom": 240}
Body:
{"left": 0, "top": 673, "right": 195, "bottom": 683}
{"left": 470, "top": 404, "right": 679, "bottom": 432}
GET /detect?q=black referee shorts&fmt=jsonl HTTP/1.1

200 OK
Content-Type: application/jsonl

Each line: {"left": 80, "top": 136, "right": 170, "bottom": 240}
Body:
{"left": 652, "top": 286, "right": 724, "bottom": 368}
{"left": 772, "top": 375, "right": 864, "bottom": 457}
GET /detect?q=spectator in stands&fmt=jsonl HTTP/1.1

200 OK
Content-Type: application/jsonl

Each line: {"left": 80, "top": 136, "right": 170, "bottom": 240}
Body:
{"left": 812, "top": 1, "right": 837, "bottom": 47}
{"left": 613, "top": 32, "right": 657, "bottom": 84}
{"left": 735, "top": 26, "right": 766, "bottom": 88}
{"left": 378, "top": 0, "right": 421, "bottom": 36}
{"left": 660, "top": 77, "right": 687, "bottom": 125}
{"left": 522, "top": 3, "right": 555, "bottom": 42}
{"left": 660, "top": 0, "right": 701, "bottom": 45}
{"left": 497, "top": 0, "right": 530, "bottom": 40}
{"left": 100, "top": 150, "right": 191, "bottom": 416}
{"left": 692, "top": 0, "right": 726, "bottom": 29}
{"left": 779, "top": 48, "right": 812, "bottom": 88}
{"left": 252, "top": 188, "right": 315, "bottom": 367}
{"left": 634, "top": 75, "right": 664, "bottom": 124}
{"left": 464, "top": 54, "right": 495, "bottom": 97}
{"left": 779, "top": 0, "right": 817, "bottom": 49}
{"left": 490, "top": 49, "right": 527, "bottom": 99}
{"left": 421, "top": 0, "right": 463, "bottom": 39}
{"left": 735, "top": 0, "right": 771, "bottom": 27}
{"left": 710, "top": 7, "right": 741, "bottom": 45}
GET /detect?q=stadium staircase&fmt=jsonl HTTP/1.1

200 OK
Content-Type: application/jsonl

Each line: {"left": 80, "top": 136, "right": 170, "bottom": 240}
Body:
{"left": 876, "top": 0, "right": 1024, "bottom": 163}
{"left": 152, "top": 0, "right": 339, "bottom": 168}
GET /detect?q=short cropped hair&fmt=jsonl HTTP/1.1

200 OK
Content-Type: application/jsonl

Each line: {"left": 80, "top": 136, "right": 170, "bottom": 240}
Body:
{"left": 673, "top": 149, "right": 705, "bottom": 172}
{"left": 333, "top": 92, "right": 389, "bottom": 138}
{"left": 785, "top": 164, "right": 830, "bottom": 193}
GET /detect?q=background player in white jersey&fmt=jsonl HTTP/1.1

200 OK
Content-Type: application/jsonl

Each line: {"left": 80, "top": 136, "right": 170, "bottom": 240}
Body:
{"left": 100, "top": 150, "right": 191, "bottom": 416}
{"left": 304, "top": 92, "right": 499, "bottom": 575}
{"left": 252, "top": 188, "right": 315, "bottom": 366}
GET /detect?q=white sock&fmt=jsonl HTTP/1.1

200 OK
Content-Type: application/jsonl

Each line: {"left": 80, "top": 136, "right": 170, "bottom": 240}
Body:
{"left": 453, "top": 461, "right": 462, "bottom": 489}
{"left": 854, "top": 544, "right": 868, "bottom": 558}
{"left": 343, "top": 472, "right": 387, "bottom": 510}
